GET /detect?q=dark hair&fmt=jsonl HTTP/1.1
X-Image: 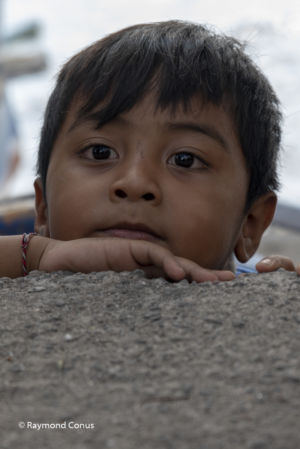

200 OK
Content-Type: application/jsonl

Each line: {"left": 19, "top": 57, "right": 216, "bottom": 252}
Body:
{"left": 37, "top": 20, "right": 281, "bottom": 208}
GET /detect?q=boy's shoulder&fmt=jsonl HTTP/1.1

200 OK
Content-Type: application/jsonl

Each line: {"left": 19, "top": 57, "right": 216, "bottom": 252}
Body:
{"left": 236, "top": 265, "right": 256, "bottom": 275}
{"left": 235, "top": 258, "right": 258, "bottom": 275}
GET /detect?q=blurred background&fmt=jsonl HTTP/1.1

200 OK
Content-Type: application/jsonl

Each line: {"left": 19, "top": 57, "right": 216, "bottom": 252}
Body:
{"left": 0, "top": 0, "right": 299, "bottom": 261}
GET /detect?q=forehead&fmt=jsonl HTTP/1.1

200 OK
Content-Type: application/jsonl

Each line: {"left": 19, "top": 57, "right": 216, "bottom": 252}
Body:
{"left": 63, "top": 91, "right": 240, "bottom": 149}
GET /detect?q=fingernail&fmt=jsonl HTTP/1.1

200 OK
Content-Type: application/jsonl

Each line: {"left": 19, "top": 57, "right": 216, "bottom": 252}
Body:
{"left": 260, "top": 258, "right": 272, "bottom": 265}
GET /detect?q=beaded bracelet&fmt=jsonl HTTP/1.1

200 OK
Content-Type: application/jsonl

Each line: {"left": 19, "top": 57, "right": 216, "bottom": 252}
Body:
{"left": 22, "top": 233, "right": 37, "bottom": 276}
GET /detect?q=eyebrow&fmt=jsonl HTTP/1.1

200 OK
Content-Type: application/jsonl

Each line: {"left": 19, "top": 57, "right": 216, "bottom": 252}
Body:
{"left": 115, "top": 116, "right": 230, "bottom": 152}
{"left": 166, "top": 121, "right": 229, "bottom": 152}
{"left": 68, "top": 115, "right": 229, "bottom": 152}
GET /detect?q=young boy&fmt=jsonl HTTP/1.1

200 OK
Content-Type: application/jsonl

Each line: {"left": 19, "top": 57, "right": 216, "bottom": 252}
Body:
{"left": 0, "top": 20, "right": 299, "bottom": 280}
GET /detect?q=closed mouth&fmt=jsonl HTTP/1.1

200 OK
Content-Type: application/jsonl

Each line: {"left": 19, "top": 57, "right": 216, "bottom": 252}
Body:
{"left": 98, "top": 222, "right": 162, "bottom": 241}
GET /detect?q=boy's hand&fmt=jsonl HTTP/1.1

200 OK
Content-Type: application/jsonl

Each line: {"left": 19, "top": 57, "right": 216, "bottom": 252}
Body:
{"left": 256, "top": 255, "right": 296, "bottom": 273}
{"left": 38, "top": 237, "right": 235, "bottom": 283}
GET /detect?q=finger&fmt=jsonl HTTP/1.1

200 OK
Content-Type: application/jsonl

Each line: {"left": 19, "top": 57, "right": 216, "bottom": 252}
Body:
{"left": 213, "top": 270, "right": 236, "bottom": 281}
{"left": 256, "top": 255, "right": 295, "bottom": 273}
{"left": 190, "top": 269, "right": 235, "bottom": 283}
{"left": 129, "top": 241, "right": 186, "bottom": 281}
{"left": 175, "top": 257, "right": 235, "bottom": 283}
{"left": 129, "top": 242, "right": 223, "bottom": 282}
{"left": 143, "top": 261, "right": 227, "bottom": 283}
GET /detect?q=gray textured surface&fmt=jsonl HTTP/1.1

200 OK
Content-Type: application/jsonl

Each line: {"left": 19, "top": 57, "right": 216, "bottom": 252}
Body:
{"left": 1, "top": 270, "right": 300, "bottom": 449}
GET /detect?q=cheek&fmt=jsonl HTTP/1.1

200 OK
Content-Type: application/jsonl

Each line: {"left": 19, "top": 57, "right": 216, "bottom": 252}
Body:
{"left": 45, "top": 173, "right": 97, "bottom": 239}
{"left": 165, "top": 183, "right": 246, "bottom": 268}
{"left": 170, "top": 214, "right": 235, "bottom": 268}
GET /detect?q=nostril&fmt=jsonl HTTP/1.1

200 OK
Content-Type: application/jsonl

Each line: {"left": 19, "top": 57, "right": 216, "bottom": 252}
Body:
{"left": 115, "top": 189, "right": 127, "bottom": 198}
{"left": 143, "top": 192, "right": 155, "bottom": 201}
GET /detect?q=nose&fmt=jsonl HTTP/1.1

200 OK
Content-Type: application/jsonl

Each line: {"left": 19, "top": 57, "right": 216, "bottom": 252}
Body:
{"left": 109, "top": 162, "right": 162, "bottom": 205}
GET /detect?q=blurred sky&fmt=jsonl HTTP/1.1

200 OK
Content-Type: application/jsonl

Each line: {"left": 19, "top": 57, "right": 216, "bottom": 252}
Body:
{"left": 2, "top": 0, "right": 300, "bottom": 206}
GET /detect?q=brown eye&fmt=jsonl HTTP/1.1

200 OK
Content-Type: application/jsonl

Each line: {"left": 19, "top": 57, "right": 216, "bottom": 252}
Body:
{"left": 174, "top": 152, "right": 194, "bottom": 167}
{"left": 168, "top": 151, "right": 207, "bottom": 169}
{"left": 82, "top": 144, "right": 118, "bottom": 161}
{"left": 91, "top": 145, "right": 116, "bottom": 160}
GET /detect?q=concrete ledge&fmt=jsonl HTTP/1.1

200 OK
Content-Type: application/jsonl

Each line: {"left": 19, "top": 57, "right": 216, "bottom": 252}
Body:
{"left": 1, "top": 270, "right": 300, "bottom": 448}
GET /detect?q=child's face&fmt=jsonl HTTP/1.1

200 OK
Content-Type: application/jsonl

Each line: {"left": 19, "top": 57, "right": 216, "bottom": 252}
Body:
{"left": 35, "top": 93, "right": 252, "bottom": 270}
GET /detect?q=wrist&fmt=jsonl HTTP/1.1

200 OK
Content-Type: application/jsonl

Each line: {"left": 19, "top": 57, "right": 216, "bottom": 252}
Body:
{"left": 25, "top": 234, "right": 50, "bottom": 274}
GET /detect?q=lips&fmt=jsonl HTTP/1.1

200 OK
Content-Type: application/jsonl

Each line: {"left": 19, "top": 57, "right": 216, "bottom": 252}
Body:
{"left": 97, "top": 222, "right": 162, "bottom": 242}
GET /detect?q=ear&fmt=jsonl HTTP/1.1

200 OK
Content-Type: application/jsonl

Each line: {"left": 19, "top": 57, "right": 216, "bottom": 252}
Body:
{"left": 34, "top": 178, "right": 50, "bottom": 237}
{"left": 235, "top": 192, "right": 277, "bottom": 263}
